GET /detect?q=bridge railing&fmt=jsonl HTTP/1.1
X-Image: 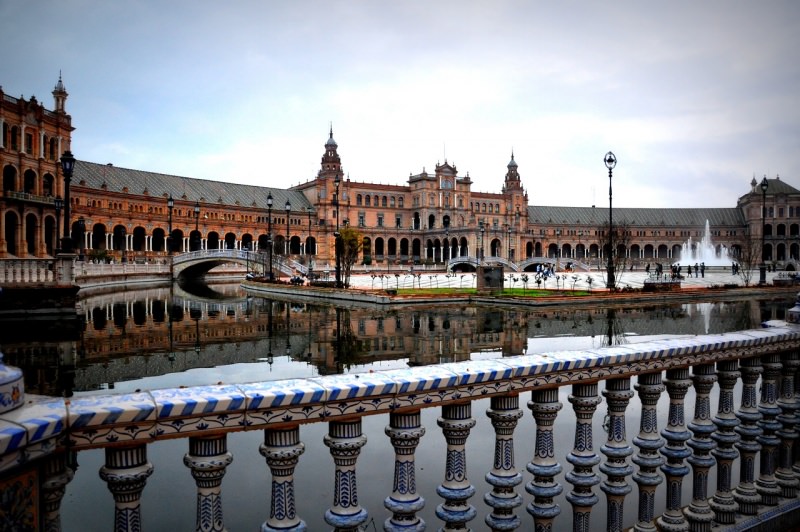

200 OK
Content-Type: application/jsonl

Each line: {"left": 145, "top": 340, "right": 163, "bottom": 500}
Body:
{"left": 4, "top": 322, "right": 800, "bottom": 530}
{"left": 0, "top": 258, "right": 57, "bottom": 285}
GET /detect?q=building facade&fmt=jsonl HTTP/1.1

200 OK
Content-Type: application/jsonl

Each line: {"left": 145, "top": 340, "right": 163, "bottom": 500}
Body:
{"left": 2, "top": 78, "right": 799, "bottom": 272}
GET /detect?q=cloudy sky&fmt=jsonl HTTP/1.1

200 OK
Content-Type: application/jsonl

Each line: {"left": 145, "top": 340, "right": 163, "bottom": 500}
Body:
{"left": 2, "top": 1, "right": 797, "bottom": 208}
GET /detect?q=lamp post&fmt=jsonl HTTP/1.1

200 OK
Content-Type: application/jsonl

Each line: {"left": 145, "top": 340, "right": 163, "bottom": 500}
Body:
{"left": 306, "top": 206, "right": 314, "bottom": 277}
{"left": 53, "top": 195, "right": 63, "bottom": 255}
{"left": 604, "top": 151, "right": 617, "bottom": 290}
{"left": 759, "top": 175, "right": 769, "bottom": 285}
{"left": 59, "top": 150, "right": 75, "bottom": 253}
{"left": 193, "top": 201, "right": 200, "bottom": 252}
{"left": 285, "top": 198, "right": 292, "bottom": 257}
{"left": 334, "top": 174, "right": 342, "bottom": 289}
{"left": 167, "top": 195, "right": 174, "bottom": 254}
{"left": 267, "top": 192, "right": 273, "bottom": 280}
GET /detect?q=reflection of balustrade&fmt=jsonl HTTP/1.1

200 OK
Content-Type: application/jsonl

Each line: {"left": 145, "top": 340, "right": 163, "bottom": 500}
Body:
{"left": 4, "top": 323, "right": 800, "bottom": 529}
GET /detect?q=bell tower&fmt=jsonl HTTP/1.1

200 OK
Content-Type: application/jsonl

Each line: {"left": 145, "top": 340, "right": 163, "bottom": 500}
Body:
{"left": 318, "top": 125, "right": 343, "bottom": 181}
{"left": 52, "top": 72, "right": 68, "bottom": 114}
{"left": 503, "top": 151, "right": 524, "bottom": 193}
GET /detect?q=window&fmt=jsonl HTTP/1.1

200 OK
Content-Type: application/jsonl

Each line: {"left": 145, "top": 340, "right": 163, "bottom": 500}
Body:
{"left": 779, "top": 207, "right": 785, "bottom": 217}
{"left": 356, "top": 194, "right": 362, "bottom": 206}
{"left": 25, "top": 133, "right": 33, "bottom": 154}
{"left": 398, "top": 197, "right": 404, "bottom": 208}
{"left": 377, "top": 215, "right": 384, "bottom": 227}
{"left": 396, "top": 215, "right": 402, "bottom": 228}
{"left": 382, "top": 196, "right": 387, "bottom": 207}
{"left": 365, "top": 195, "right": 371, "bottom": 206}
{"left": 359, "top": 214, "right": 365, "bottom": 227}
{"left": 489, "top": 204, "right": 493, "bottom": 214}
{"left": 390, "top": 196, "right": 396, "bottom": 207}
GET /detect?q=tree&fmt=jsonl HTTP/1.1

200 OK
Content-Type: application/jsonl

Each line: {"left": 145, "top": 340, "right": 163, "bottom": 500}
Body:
{"left": 339, "top": 225, "right": 363, "bottom": 288}
{"left": 733, "top": 228, "right": 759, "bottom": 287}
{"left": 601, "top": 220, "right": 632, "bottom": 288}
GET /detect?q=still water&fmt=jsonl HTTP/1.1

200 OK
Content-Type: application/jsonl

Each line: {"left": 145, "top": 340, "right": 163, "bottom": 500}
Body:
{"left": 5, "top": 283, "right": 792, "bottom": 531}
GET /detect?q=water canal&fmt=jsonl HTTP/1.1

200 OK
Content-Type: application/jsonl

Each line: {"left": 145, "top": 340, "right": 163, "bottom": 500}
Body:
{"left": 3, "top": 283, "right": 795, "bottom": 530}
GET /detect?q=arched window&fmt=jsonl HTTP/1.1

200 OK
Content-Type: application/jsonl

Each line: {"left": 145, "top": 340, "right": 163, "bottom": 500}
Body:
{"left": 382, "top": 196, "right": 387, "bottom": 207}
{"left": 356, "top": 194, "right": 362, "bottom": 206}
{"left": 365, "top": 195, "right": 371, "bottom": 206}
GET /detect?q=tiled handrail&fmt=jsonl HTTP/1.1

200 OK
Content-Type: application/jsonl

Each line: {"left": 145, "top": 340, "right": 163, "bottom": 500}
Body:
{"left": 3, "top": 323, "right": 800, "bottom": 530}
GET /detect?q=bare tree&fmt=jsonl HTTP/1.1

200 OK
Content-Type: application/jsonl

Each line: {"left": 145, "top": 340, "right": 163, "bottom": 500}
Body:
{"left": 339, "top": 225, "right": 363, "bottom": 288}
{"left": 733, "top": 228, "right": 759, "bottom": 287}
{"left": 601, "top": 220, "right": 632, "bottom": 288}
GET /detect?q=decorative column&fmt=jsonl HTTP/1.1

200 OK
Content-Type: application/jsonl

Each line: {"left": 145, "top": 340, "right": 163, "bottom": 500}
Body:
{"left": 733, "top": 356, "right": 763, "bottom": 515}
{"left": 526, "top": 387, "right": 563, "bottom": 532}
{"left": 183, "top": 434, "right": 233, "bottom": 532}
{"left": 776, "top": 351, "right": 800, "bottom": 498}
{"left": 565, "top": 383, "right": 602, "bottom": 532}
{"left": 684, "top": 363, "right": 717, "bottom": 532}
{"left": 260, "top": 426, "right": 306, "bottom": 531}
{"left": 436, "top": 402, "right": 477, "bottom": 530}
{"left": 656, "top": 368, "right": 691, "bottom": 532}
{"left": 384, "top": 410, "right": 426, "bottom": 531}
{"left": 710, "top": 360, "right": 741, "bottom": 524}
{"left": 324, "top": 419, "right": 369, "bottom": 531}
{"left": 755, "top": 353, "right": 783, "bottom": 506}
{"left": 600, "top": 378, "right": 634, "bottom": 532}
{"left": 484, "top": 394, "right": 523, "bottom": 531}
{"left": 632, "top": 372, "right": 665, "bottom": 532}
{"left": 98, "top": 444, "right": 154, "bottom": 532}
{"left": 42, "top": 452, "right": 75, "bottom": 531}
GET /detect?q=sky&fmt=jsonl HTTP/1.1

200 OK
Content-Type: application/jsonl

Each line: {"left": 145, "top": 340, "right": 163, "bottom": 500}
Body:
{"left": 2, "top": 0, "right": 798, "bottom": 208}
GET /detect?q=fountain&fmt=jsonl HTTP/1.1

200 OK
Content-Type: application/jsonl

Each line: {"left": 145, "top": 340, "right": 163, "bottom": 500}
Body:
{"left": 680, "top": 219, "right": 730, "bottom": 266}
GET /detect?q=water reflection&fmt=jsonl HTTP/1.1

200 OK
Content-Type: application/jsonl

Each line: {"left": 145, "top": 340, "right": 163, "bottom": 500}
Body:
{"left": 0, "top": 282, "right": 793, "bottom": 397}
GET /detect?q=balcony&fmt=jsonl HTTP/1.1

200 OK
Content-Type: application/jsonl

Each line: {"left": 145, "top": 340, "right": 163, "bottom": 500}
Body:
{"left": 2, "top": 319, "right": 800, "bottom": 530}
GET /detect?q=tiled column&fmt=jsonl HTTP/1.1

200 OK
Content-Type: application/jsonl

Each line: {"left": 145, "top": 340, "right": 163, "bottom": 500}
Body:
{"left": 42, "top": 452, "right": 75, "bottom": 532}
{"left": 436, "top": 402, "right": 477, "bottom": 531}
{"left": 484, "top": 394, "right": 523, "bottom": 531}
{"left": 656, "top": 368, "right": 691, "bottom": 532}
{"left": 685, "top": 363, "right": 717, "bottom": 532}
{"left": 710, "top": 360, "right": 741, "bottom": 524}
{"left": 324, "top": 419, "right": 369, "bottom": 531}
{"left": 384, "top": 410, "right": 426, "bottom": 532}
{"left": 776, "top": 351, "right": 800, "bottom": 498}
{"left": 526, "top": 387, "right": 563, "bottom": 532}
{"left": 756, "top": 353, "right": 783, "bottom": 506}
{"left": 260, "top": 426, "right": 306, "bottom": 531}
{"left": 565, "top": 383, "right": 601, "bottom": 532}
{"left": 733, "top": 356, "right": 764, "bottom": 515}
{"left": 98, "top": 443, "right": 154, "bottom": 532}
{"left": 183, "top": 434, "right": 233, "bottom": 532}
{"left": 632, "top": 372, "right": 665, "bottom": 532}
{"left": 600, "top": 378, "right": 634, "bottom": 532}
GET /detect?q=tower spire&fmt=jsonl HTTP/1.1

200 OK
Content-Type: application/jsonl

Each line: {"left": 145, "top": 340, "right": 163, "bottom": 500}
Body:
{"left": 52, "top": 71, "right": 68, "bottom": 113}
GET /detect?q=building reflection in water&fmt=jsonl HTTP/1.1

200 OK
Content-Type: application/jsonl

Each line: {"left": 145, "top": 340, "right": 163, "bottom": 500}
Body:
{"left": 0, "top": 282, "right": 792, "bottom": 396}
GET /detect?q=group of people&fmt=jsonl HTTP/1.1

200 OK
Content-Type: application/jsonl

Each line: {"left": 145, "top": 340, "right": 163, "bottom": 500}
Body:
{"left": 645, "top": 262, "right": 706, "bottom": 280}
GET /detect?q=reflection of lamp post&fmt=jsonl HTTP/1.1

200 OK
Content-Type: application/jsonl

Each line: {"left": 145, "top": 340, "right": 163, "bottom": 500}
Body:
{"left": 59, "top": 150, "right": 75, "bottom": 253}
{"left": 285, "top": 198, "right": 292, "bottom": 256}
{"left": 267, "top": 192, "right": 273, "bottom": 280}
{"left": 759, "top": 175, "right": 769, "bottom": 285}
{"left": 285, "top": 303, "right": 291, "bottom": 358}
{"left": 167, "top": 195, "right": 174, "bottom": 253}
{"left": 334, "top": 174, "right": 342, "bottom": 289}
{"left": 53, "top": 195, "right": 63, "bottom": 255}
{"left": 193, "top": 201, "right": 200, "bottom": 251}
{"left": 604, "top": 151, "right": 617, "bottom": 290}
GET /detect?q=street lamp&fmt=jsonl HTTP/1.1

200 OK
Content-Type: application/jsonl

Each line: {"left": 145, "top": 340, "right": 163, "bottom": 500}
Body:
{"left": 759, "top": 175, "right": 769, "bottom": 285}
{"left": 267, "top": 192, "right": 273, "bottom": 280}
{"left": 59, "top": 150, "right": 75, "bottom": 253}
{"left": 193, "top": 201, "right": 201, "bottom": 251}
{"left": 53, "top": 195, "right": 63, "bottom": 255}
{"left": 285, "top": 198, "right": 292, "bottom": 257}
{"left": 334, "top": 174, "right": 342, "bottom": 289}
{"left": 604, "top": 151, "right": 617, "bottom": 290}
{"left": 167, "top": 195, "right": 174, "bottom": 254}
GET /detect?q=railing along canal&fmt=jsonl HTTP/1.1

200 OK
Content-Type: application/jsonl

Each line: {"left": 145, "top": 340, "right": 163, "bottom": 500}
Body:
{"left": 5, "top": 321, "right": 800, "bottom": 530}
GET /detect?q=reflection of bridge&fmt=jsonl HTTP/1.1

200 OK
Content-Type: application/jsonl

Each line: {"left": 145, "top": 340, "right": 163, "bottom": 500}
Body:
{"left": 172, "top": 249, "right": 306, "bottom": 279}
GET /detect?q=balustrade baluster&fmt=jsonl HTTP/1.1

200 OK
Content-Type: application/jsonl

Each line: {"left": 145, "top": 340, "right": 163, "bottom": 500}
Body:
{"left": 632, "top": 372, "right": 665, "bottom": 532}
{"left": 776, "top": 351, "right": 800, "bottom": 498}
{"left": 756, "top": 353, "right": 783, "bottom": 506}
{"left": 183, "top": 434, "right": 233, "bottom": 532}
{"left": 733, "top": 356, "right": 764, "bottom": 515}
{"left": 526, "top": 387, "right": 563, "bottom": 532}
{"left": 260, "top": 426, "right": 306, "bottom": 531}
{"left": 436, "top": 402, "right": 477, "bottom": 530}
{"left": 794, "top": 371, "right": 800, "bottom": 476}
{"left": 656, "top": 367, "right": 691, "bottom": 532}
{"left": 98, "top": 443, "right": 154, "bottom": 532}
{"left": 384, "top": 410, "right": 426, "bottom": 531}
{"left": 324, "top": 419, "right": 369, "bottom": 531}
{"left": 484, "top": 394, "right": 523, "bottom": 531}
{"left": 710, "top": 360, "right": 741, "bottom": 524}
{"left": 685, "top": 363, "right": 717, "bottom": 531}
{"left": 565, "top": 383, "right": 601, "bottom": 532}
{"left": 600, "top": 377, "right": 634, "bottom": 532}
{"left": 42, "top": 451, "right": 75, "bottom": 532}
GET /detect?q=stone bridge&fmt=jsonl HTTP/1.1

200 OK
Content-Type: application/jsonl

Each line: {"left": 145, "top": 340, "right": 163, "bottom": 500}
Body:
{"left": 172, "top": 249, "right": 301, "bottom": 280}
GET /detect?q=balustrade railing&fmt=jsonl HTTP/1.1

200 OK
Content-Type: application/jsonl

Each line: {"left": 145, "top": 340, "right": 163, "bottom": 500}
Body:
{"left": 0, "top": 258, "right": 56, "bottom": 285}
{"left": 4, "top": 323, "right": 800, "bottom": 530}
